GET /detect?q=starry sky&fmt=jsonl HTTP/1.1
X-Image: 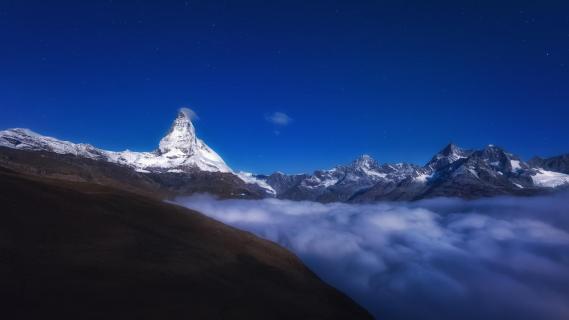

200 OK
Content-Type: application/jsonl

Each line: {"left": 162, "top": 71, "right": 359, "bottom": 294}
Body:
{"left": 1, "top": 0, "right": 568, "bottom": 173}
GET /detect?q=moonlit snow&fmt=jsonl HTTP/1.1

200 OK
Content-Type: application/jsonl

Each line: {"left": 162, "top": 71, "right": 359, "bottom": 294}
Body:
{"left": 0, "top": 110, "right": 231, "bottom": 173}
{"left": 531, "top": 169, "right": 569, "bottom": 187}
{"left": 177, "top": 193, "right": 569, "bottom": 320}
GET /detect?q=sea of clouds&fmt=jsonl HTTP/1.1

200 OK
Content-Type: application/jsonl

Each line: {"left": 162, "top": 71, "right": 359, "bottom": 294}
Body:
{"left": 176, "top": 193, "right": 569, "bottom": 320}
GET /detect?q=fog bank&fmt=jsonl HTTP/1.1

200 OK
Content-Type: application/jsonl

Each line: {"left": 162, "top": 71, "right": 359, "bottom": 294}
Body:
{"left": 176, "top": 193, "right": 569, "bottom": 320}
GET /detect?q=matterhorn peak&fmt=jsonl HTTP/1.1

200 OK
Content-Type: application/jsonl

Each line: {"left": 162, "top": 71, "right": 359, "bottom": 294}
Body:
{"left": 129, "top": 108, "right": 230, "bottom": 173}
{"left": 158, "top": 109, "right": 198, "bottom": 156}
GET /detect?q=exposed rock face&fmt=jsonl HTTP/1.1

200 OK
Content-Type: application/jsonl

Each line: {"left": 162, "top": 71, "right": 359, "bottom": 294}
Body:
{"left": 426, "top": 143, "right": 472, "bottom": 171}
{"left": 529, "top": 154, "right": 569, "bottom": 174}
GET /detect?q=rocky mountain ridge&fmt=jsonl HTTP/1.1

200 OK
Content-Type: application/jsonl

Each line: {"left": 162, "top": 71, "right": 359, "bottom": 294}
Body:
{"left": 0, "top": 109, "right": 230, "bottom": 174}
{"left": 255, "top": 144, "right": 569, "bottom": 202}
{"left": 1, "top": 111, "right": 568, "bottom": 202}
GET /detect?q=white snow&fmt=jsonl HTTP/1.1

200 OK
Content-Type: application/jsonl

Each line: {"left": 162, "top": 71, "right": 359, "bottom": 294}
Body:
{"left": 361, "top": 166, "right": 387, "bottom": 178}
{"left": 414, "top": 172, "right": 433, "bottom": 183}
{"left": 236, "top": 172, "right": 277, "bottom": 196}
{"left": 442, "top": 153, "right": 466, "bottom": 163}
{"left": 0, "top": 110, "right": 232, "bottom": 174}
{"left": 510, "top": 160, "right": 521, "bottom": 172}
{"left": 0, "top": 128, "right": 107, "bottom": 160}
{"left": 531, "top": 169, "right": 569, "bottom": 188}
{"left": 320, "top": 177, "right": 340, "bottom": 187}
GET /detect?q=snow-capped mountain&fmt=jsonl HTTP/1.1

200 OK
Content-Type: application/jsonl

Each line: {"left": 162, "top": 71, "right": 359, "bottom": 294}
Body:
{"left": 0, "top": 110, "right": 280, "bottom": 196}
{"left": 252, "top": 154, "right": 423, "bottom": 202}
{"left": 236, "top": 171, "right": 277, "bottom": 196}
{"left": 1, "top": 113, "right": 568, "bottom": 202}
{"left": 254, "top": 144, "right": 569, "bottom": 202}
{"left": 426, "top": 143, "right": 472, "bottom": 171}
{"left": 0, "top": 109, "right": 231, "bottom": 173}
{"left": 107, "top": 110, "right": 232, "bottom": 173}
{"left": 0, "top": 128, "right": 109, "bottom": 160}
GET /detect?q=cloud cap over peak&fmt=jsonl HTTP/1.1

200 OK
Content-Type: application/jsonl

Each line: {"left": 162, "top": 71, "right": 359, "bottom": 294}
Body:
{"left": 178, "top": 107, "right": 199, "bottom": 121}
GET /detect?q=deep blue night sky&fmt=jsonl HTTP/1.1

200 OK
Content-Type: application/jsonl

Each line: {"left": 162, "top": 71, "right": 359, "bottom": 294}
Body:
{"left": 0, "top": 0, "right": 568, "bottom": 173}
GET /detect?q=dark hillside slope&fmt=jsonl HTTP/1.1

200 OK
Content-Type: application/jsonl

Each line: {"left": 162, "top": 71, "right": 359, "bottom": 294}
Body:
{"left": 0, "top": 147, "right": 265, "bottom": 200}
{"left": 0, "top": 168, "right": 371, "bottom": 320}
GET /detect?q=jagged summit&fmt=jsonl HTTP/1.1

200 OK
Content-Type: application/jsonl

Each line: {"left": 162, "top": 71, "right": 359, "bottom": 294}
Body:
{"left": 123, "top": 109, "right": 231, "bottom": 173}
{"left": 158, "top": 109, "right": 198, "bottom": 155}
{"left": 426, "top": 143, "right": 470, "bottom": 170}
{"left": 253, "top": 142, "right": 569, "bottom": 202}
{"left": 142, "top": 109, "right": 230, "bottom": 173}
{"left": 440, "top": 143, "right": 462, "bottom": 155}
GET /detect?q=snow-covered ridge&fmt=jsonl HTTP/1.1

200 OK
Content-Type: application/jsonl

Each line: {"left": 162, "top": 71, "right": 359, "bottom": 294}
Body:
{"left": 531, "top": 169, "right": 569, "bottom": 188}
{"left": 0, "top": 110, "right": 231, "bottom": 173}
{"left": 2, "top": 118, "right": 569, "bottom": 199}
{"left": 236, "top": 171, "right": 277, "bottom": 196}
{"left": 252, "top": 144, "right": 569, "bottom": 201}
{"left": 0, "top": 128, "right": 109, "bottom": 160}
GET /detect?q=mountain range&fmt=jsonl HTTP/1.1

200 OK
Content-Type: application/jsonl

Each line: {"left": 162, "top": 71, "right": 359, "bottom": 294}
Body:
{"left": 1, "top": 109, "right": 568, "bottom": 202}
{"left": 0, "top": 110, "right": 375, "bottom": 319}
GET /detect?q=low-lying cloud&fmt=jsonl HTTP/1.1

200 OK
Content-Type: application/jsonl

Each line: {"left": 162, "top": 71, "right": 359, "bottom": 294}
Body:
{"left": 176, "top": 193, "right": 569, "bottom": 320}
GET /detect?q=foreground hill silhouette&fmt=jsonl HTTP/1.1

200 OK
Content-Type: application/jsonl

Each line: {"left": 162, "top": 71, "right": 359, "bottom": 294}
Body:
{"left": 0, "top": 167, "right": 371, "bottom": 319}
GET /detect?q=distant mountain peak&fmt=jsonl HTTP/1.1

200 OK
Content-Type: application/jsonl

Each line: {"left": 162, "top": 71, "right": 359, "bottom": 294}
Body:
{"left": 440, "top": 143, "right": 462, "bottom": 155}
{"left": 478, "top": 144, "right": 510, "bottom": 159}
{"left": 427, "top": 143, "right": 469, "bottom": 170}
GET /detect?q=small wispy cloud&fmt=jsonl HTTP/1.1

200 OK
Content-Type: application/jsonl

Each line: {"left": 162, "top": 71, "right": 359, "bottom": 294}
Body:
{"left": 179, "top": 107, "right": 199, "bottom": 120}
{"left": 266, "top": 112, "right": 292, "bottom": 126}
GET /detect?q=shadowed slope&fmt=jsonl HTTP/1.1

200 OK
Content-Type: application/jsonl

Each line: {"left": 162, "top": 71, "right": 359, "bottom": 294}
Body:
{"left": 0, "top": 167, "right": 371, "bottom": 320}
{"left": 0, "top": 146, "right": 264, "bottom": 199}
